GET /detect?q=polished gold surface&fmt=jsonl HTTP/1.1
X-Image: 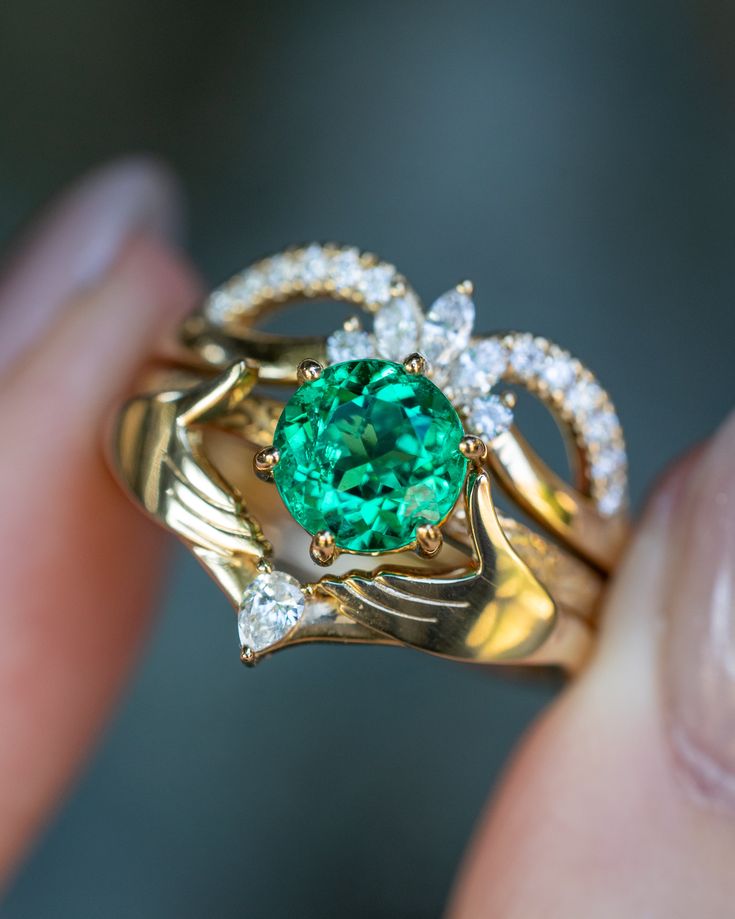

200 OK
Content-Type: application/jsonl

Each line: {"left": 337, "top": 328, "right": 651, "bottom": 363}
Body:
{"left": 403, "top": 352, "right": 427, "bottom": 375}
{"left": 296, "top": 358, "right": 323, "bottom": 385}
{"left": 113, "top": 361, "right": 270, "bottom": 607}
{"left": 321, "top": 470, "right": 558, "bottom": 664}
{"left": 310, "top": 530, "right": 338, "bottom": 567}
{"left": 112, "top": 242, "right": 632, "bottom": 675}
{"left": 415, "top": 523, "right": 443, "bottom": 559}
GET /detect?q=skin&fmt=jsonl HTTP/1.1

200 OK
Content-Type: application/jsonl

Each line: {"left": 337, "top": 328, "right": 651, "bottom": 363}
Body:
{"left": 1, "top": 160, "right": 734, "bottom": 916}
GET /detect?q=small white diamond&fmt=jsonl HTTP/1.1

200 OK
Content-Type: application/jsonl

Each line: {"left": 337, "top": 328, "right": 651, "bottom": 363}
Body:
{"left": 597, "top": 481, "right": 626, "bottom": 517}
{"left": 591, "top": 447, "right": 627, "bottom": 480}
{"left": 301, "top": 244, "right": 329, "bottom": 286}
{"left": 508, "top": 335, "right": 546, "bottom": 380}
{"left": 238, "top": 571, "right": 305, "bottom": 652}
{"left": 326, "top": 328, "right": 376, "bottom": 364}
{"left": 264, "top": 254, "right": 296, "bottom": 290}
{"left": 229, "top": 268, "right": 265, "bottom": 303}
{"left": 587, "top": 409, "right": 620, "bottom": 443}
{"left": 421, "top": 289, "right": 475, "bottom": 375}
{"left": 448, "top": 339, "right": 508, "bottom": 403}
{"left": 359, "top": 263, "right": 395, "bottom": 305}
{"left": 468, "top": 394, "right": 514, "bottom": 441}
{"left": 208, "top": 289, "right": 235, "bottom": 322}
{"left": 329, "top": 247, "right": 362, "bottom": 290}
{"left": 541, "top": 355, "right": 575, "bottom": 392}
{"left": 373, "top": 292, "right": 423, "bottom": 360}
{"left": 566, "top": 379, "right": 603, "bottom": 417}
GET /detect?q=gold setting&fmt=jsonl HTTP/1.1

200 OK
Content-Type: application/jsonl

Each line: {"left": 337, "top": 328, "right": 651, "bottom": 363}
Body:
{"left": 415, "top": 524, "right": 443, "bottom": 559}
{"left": 403, "top": 352, "right": 427, "bottom": 375}
{"left": 459, "top": 434, "right": 488, "bottom": 465}
{"left": 296, "top": 358, "right": 323, "bottom": 385}
{"left": 253, "top": 445, "right": 280, "bottom": 481}
{"left": 310, "top": 530, "right": 339, "bottom": 567}
{"left": 113, "top": 242, "right": 632, "bottom": 676}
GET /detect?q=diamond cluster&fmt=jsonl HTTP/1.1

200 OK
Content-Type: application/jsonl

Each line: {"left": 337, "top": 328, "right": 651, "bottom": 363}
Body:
{"left": 214, "top": 245, "right": 630, "bottom": 660}
{"left": 501, "top": 333, "right": 628, "bottom": 516}
{"left": 206, "top": 244, "right": 411, "bottom": 325}
{"left": 205, "top": 243, "right": 627, "bottom": 517}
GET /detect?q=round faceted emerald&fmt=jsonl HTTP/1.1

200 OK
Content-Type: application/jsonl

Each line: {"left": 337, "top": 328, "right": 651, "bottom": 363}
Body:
{"left": 272, "top": 359, "right": 467, "bottom": 553}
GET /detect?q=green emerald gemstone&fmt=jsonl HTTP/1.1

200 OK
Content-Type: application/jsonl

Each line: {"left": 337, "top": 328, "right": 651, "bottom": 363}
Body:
{"left": 272, "top": 359, "right": 468, "bottom": 553}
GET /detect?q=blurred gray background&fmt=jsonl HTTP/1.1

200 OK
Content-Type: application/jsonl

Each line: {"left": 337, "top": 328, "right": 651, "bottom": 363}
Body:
{"left": 1, "top": 1, "right": 733, "bottom": 916}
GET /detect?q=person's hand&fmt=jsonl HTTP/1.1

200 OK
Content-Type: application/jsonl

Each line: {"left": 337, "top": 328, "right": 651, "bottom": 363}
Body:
{"left": 1, "top": 162, "right": 734, "bottom": 917}
{"left": 0, "top": 159, "right": 200, "bottom": 879}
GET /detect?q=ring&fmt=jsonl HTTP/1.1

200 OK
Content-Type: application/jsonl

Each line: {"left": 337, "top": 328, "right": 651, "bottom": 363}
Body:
{"left": 112, "top": 243, "right": 630, "bottom": 674}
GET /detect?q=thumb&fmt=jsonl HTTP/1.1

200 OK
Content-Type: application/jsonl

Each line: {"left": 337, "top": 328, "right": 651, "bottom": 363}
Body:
{"left": 450, "top": 413, "right": 735, "bottom": 918}
{"left": 0, "top": 160, "right": 200, "bottom": 883}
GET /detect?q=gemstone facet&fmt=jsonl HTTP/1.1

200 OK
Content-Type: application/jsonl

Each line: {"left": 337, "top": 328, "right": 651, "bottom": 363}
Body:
{"left": 273, "top": 359, "right": 468, "bottom": 553}
{"left": 238, "top": 571, "right": 305, "bottom": 652}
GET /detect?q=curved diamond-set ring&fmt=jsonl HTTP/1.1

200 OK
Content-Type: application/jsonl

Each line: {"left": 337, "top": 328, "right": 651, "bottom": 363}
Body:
{"left": 112, "top": 243, "right": 630, "bottom": 674}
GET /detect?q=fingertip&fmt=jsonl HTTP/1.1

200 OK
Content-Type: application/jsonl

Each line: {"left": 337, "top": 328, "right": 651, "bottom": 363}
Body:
{"left": 0, "top": 155, "right": 189, "bottom": 371}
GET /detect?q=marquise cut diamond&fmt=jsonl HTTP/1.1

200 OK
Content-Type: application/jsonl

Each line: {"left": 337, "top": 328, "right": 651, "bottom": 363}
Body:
{"left": 420, "top": 289, "right": 475, "bottom": 372}
{"left": 373, "top": 293, "right": 423, "bottom": 361}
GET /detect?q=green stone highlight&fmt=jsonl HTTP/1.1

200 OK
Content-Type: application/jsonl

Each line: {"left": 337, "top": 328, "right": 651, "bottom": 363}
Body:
{"left": 273, "top": 359, "right": 467, "bottom": 553}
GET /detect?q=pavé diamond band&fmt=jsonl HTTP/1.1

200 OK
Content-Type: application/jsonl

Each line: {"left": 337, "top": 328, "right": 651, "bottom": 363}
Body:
{"left": 112, "top": 243, "right": 630, "bottom": 673}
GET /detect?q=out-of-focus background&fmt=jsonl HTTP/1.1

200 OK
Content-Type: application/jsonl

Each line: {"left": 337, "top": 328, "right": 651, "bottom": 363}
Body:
{"left": 1, "top": 1, "right": 733, "bottom": 916}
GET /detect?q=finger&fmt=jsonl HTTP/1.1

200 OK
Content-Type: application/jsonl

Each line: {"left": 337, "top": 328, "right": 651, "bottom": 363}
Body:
{"left": 0, "top": 156, "right": 182, "bottom": 373}
{"left": 0, "top": 162, "right": 200, "bottom": 883}
{"left": 450, "top": 416, "right": 735, "bottom": 918}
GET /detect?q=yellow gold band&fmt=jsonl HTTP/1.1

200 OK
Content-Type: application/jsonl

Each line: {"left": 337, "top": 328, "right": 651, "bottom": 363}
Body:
{"left": 113, "top": 243, "right": 630, "bottom": 674}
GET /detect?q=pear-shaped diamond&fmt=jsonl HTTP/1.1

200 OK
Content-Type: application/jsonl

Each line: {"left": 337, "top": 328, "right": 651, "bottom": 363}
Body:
{"left": 238, "top": 571, "right": 305, "bottom": 652}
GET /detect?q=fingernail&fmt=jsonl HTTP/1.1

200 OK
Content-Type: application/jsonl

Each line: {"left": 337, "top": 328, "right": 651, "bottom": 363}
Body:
{"left": 664, "top": 409, "right": 735, "bottom": 811}
{"left": 0, "top": 156, "right": 183, "bottom": 371}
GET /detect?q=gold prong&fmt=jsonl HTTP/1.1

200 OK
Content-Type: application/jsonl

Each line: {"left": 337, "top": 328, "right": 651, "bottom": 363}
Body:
{"left": 310, "top": 530, "right": 338, "bottom": 567}
{"left": 501, "top": 390, "right": 517, "bottom": 409}
{"left": 390, "top": 280, "right": 407, "bottom": 298}
{"left": 459, "top": 434, "right": 487, "bottom": 465}
{"left": 240, "top": 646, "right": 257, "bottom": 666}
{"left": 416, "top": 524, "right": 443, "bottom": 559}
{"left": 297, "top": 359, "right": 323, "bottom": 385}
{"left": 253, "top": 445, "right": 280, "bottom": 481}
{"left": 456, "top": 279, "right": 474, "bottom": 297}
{"left": 257, "top": 556, "right": 273, "bottom": 573}
{"left": 403, "top": 352, "right": 427, "bottom": 375}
